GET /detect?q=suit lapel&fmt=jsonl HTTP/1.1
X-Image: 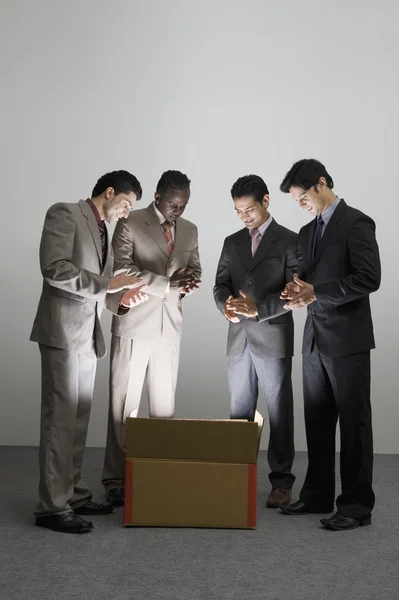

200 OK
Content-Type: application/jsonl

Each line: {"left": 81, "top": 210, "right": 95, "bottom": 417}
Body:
{"left": 234, "top": 229, "right": 252, "bottom": 271}
{"left": 307, "top": 219, "right": 317, "bottom": 265}
{"left": 144, "top": 204, "right": 169, "bottom": 257}
{"left": 313, "top": 199, "right": 347, "bottom": 262}
{"left": 170, "top": 218, "right": 186, "bottom": 257}
{"left": 78, "top": 200, "right": 102, "bottom": 264}
{"left": 249, "top": 220, "right": 279, "bottom": 271}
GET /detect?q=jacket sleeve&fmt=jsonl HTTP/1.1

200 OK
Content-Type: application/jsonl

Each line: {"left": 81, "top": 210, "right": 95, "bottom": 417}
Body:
{"left": 39, "top": 203, "right": 108, "bottom": 301}
{"left": 186, "top": 226, "right": 202, "bottom": 280}
{"left": 213, "top": 239, "right": 233, "bottom": 315}
{"left": 314, "top": 216, "right": 381, "bottom": 310}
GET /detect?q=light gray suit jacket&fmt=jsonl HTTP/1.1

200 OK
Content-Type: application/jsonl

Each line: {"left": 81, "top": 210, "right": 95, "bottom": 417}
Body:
{"left": 108, "top": 203, "right": 201, "bottom": 342}
{"left": 30, "top": 200, "right": 113, "bottom": 358}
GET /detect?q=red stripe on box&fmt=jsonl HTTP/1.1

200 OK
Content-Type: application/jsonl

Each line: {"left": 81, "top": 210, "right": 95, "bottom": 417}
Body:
{"left": 124, "top": 459, "right": 134, "bottom": 525}
{"left": 247, "top": 464, "right": 257, "bottom": 528}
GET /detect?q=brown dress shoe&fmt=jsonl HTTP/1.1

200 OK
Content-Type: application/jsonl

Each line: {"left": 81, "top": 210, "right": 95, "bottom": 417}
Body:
{"left": 266, "top": 487, "right": 292, "bottom": 508}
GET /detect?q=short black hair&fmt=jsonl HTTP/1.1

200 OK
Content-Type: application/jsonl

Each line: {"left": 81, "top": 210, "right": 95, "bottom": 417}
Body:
{"left": 156, "top": 170, "right": 191, "bottom": 197}
{"left": 92, "top": 170, "right": 142, "bottom": 200}
{"left": 280, "top": 159, "right": 334, "bottom": 193}
{"left": 231, "top": 175, "right": 269, "bottom": 204}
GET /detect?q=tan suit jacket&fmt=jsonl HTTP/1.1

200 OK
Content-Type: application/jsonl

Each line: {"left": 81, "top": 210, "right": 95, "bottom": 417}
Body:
{"left": 109, "top": 203, "right": 201, "bottom": 342}
{"left": 30, "top": 200, "right": 113, "bottom": 358}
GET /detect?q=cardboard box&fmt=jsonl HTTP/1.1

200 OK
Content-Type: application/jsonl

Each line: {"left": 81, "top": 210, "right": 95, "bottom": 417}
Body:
{"left": 124, "top": 412, "right": 263, "bottom": 529}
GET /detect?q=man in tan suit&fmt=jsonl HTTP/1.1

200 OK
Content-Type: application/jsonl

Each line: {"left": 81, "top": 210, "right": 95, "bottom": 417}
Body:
{"left": 102, "top": 170, "right": 202, "bottom": 506}
{"left": 30, "top": 170, "right": 148, "bottom": 533}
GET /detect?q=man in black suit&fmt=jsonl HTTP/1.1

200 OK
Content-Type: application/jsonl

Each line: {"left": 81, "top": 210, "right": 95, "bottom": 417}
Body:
{"left": 213, "top": 175, "right": 298, "bottom": 508}
{"left": 279, "top": 159, "right": 381, "bottom": 531}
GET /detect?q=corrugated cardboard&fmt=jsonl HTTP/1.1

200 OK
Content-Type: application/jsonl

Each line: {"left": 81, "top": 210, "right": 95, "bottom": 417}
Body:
{"left": 124, "top": 412, "right": 263, "bottom": 529}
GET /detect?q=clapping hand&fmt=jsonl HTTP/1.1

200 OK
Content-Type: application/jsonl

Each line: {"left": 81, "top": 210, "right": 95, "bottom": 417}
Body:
{"left": 226, "top": 290, "right": 258, "bottom": 318}
{"left": 281, "top": 273, "right": 316, "bottom": 310}
{"left": 120, "top": 285, "right": 148, "bottom": 308}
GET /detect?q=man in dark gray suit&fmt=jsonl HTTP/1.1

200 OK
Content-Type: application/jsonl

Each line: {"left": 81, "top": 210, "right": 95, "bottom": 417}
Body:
{"left": 213, "top": 175, "right": 298, "bottom": 508}
{"left": 279, "top": 159, "right": 381, "bottom": 531}
{"left": 30, "top": 170, "right": 147, "bottom": 533}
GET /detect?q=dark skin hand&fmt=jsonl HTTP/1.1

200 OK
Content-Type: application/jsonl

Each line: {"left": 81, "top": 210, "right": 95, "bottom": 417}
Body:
{"left": 170, "top": 268, "right": 201, "bottom": 293}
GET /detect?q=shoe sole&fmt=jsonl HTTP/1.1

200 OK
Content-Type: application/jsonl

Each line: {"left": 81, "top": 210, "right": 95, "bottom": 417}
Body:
{"left": 280, "top": 508, "right": 311, "bottom": 515}
{"left": 36, "top": 522, "right": 93, "bottom": 533}
{"left": 74, "top": 507, "right": 114, "bottom": 515}
{"left": 321, "top": 517, "right": 372, "bottom": 531}
{"left": 280, "top": 507, "right": 333, "bottom": 515}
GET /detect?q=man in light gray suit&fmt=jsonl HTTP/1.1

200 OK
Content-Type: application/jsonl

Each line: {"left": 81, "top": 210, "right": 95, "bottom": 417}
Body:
{"left": 30, "top": 170, "right": 147, "bottom": 533}
{"left": 213, "top": 175, "right": 298, "bottom": 509}
{"left": 102, "top": 170, "right": 201, "bottom": 506}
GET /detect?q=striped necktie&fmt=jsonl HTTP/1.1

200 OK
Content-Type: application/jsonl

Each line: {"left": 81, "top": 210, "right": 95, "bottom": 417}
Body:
{"left": 249, "top": 227, "right": 262, "bottom": 256}
{"left": 162, "top": 221, "right": 174, "bottom": 254}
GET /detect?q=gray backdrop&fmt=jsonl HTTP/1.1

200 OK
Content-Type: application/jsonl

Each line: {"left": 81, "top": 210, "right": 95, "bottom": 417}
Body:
{"left": 1, "top": 0, "right": 397, "bottom": 452}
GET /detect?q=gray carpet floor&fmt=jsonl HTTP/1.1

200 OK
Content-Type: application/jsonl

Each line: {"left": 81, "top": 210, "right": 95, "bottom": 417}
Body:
{"left": 0, "top": 447, "right": 398, "bottom": 600}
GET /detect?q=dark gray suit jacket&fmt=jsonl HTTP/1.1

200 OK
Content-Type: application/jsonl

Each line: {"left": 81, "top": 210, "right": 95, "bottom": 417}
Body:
{"left": 213, "top": 219, "right": 298, "bottom": 358}
{"left": 298, "top": 199, "right": 381, "bottom": 357}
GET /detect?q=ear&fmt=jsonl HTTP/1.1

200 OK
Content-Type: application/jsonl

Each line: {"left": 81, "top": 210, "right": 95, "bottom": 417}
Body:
{"left": 154, "top": 192, "right": 160, "bottom": 205}
{"left": 104, "top": 187, "right": 114, "bottom": 202}
{"left": 262, "top": 194, "right": 270, "bottom": 209}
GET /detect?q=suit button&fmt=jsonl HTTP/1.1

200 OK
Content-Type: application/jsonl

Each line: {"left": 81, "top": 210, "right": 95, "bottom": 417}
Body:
{"left": 311, "top": 271, "right": 315, "bottom": 276}
{"left": 311, "top": 310, "right": 315, "bottom": 315}
{"left": 248, "top": 280, "right": 252, "bottom": 285}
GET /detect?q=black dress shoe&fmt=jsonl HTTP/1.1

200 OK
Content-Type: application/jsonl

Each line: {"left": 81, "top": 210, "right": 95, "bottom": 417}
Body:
{"left": 320, "top": 512, "right": 372, "bottom": 531}
{"left": 74, "top": 500, "right": 113, "bottom": 515}
{"left": 35, "top": 512, "right": 93, "bottom": 533}
{"left": 106, "top": 487, "right": 124, "bottom": 507}
{"left": 280, "top": 500, "right": 332, "bottom": 515}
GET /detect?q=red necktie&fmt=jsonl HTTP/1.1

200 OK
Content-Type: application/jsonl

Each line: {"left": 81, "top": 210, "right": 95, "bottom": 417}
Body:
{"left": 249, "top": 227, "right": 262, "bottom": 256}
{"left": 162, "top": 221, "right": 174, "bottom": 254}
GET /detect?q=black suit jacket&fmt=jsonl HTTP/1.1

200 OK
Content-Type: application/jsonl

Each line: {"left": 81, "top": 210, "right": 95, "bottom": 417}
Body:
{"left": 213, "top": 219, "right": 298, "bottom": 358}
{"left": 299, "top": 200, "right": 381, "bottom": 357}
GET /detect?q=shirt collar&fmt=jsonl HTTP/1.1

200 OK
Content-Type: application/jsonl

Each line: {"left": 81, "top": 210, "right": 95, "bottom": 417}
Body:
{"left": 320, "top": 196, "right": 341, "bottom": 226}
{"left": 255, "top": 214, "right": 273, "bottom": 237}
{"left": 86, "top": 198, "right": 103, "bottom": 225}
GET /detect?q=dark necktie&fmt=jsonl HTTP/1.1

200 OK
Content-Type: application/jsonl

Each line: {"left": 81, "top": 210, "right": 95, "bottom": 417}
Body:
{"left": 313, "top": 215, "right": 324, "bottom": 257}
{"left": 98, "top": 221, "right": 107, "bottom": 266}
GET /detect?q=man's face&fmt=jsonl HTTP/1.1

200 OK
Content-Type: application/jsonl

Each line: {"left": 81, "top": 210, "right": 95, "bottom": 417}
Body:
{"left": 104, "top": 189, "right": 137, "bottom": 224}
{"left": 155, "top": 188, "right": 190, "bottom": 223}
{"left": 233, "top": 195, "right": 270, "bottom": 229}
{"left": 289, "top": 181, "right": 327, "bottom": 217}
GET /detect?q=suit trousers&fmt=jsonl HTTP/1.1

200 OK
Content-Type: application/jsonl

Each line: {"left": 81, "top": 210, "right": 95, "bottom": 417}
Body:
{"left": 35, "top": 343, "right": 97, "bottom": 516}
{"left": 300, "top": 346, "right": 374, "bottom": 519}
{"left": 102, "top": 334, "right": 180, "bottom": 491}
{"left": 228, "top": 343, "right": 295, "bottom": 489}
